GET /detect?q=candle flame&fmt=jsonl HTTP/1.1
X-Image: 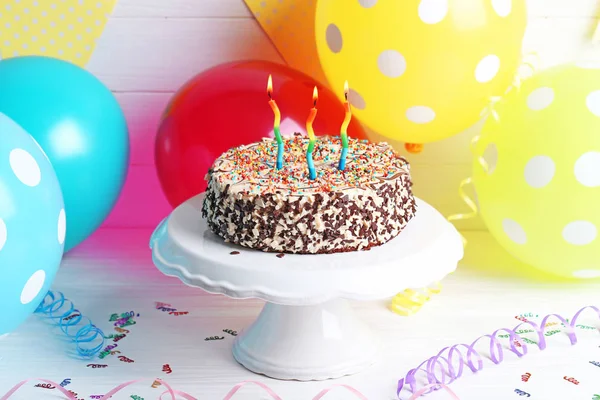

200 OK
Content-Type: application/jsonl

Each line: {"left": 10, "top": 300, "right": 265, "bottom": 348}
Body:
{"left": 312, "top": 86, "right": 318, "bottom": 106}
{"left": 344, "top": 80, "right": 349, "bottom": 100}
{"left": 267, "top": 74, "right": 273, "bottom": 98}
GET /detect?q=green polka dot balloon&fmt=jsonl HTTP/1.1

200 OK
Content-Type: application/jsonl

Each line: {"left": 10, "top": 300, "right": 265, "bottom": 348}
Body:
{"left": 473, "top": 63, "right": 600, "bottom": 279}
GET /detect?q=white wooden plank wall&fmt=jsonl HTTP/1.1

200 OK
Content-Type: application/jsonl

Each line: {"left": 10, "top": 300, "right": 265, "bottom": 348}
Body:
{"left": 91, "top": 0, "right": 600, "bottom": 231}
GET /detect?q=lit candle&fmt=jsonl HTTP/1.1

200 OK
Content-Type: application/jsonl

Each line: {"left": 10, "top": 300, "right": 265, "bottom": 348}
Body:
{"left": 267, "top": 75, "right": 284, "bottom": 169}
{"left": 338, "top": 81, "right": 351, "bottom": 171}
{"left": 306, "top": 86, "right": 318, "bottom": 180}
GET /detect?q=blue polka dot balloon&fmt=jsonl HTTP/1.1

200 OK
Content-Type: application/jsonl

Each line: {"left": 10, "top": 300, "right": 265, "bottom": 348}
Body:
{"left": 0, "top": 112, "right": 65, "bottom": 335}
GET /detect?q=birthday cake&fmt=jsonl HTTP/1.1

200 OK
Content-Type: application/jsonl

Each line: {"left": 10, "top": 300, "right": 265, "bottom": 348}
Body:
{"left": 201, "top": 134, "right": 416, "bottom": 254}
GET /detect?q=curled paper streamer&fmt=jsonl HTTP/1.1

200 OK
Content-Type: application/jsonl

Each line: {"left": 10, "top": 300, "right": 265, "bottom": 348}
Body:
{"left": 397, "top": 305, "right": 600, "bottom": 399}
{"left": 0, "top": 0, "right": 117, "bottom": 66}
{"left": 390, "top": 282, "right": 442, "bottom": 316}
{"left": 0, "top": 379, "right": 78, "bottom": 400}
{"left": 1, "top": 379, "right": 375, "bottom": 400}
{"left": 34, "top": 290, "right": 105, "bottom": 358}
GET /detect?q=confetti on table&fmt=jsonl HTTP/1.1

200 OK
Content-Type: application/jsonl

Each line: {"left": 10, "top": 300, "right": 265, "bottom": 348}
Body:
{"left": 168, "top": 311, "right": 188, "bottom": 316}
{"left": 205, "top": 336, "right": 225, "bottom": 341}
{"left": 563, "top": 376, "right": 580, "bottom": 385}
{"left": 514, "top": 388, "right": 531, "bottom": 397}
{"left": 155, "top": 301, "right": 189, "bottom": 316}
{"left": 155, "top": 302, "right": 171, "bottom": 309}
{"left": 33, "top": 383, "right": 54, "bottom": 389}
{"left": 242, "top": 0, "right": 327, "bottom": 85}
{"left": 162, "top": 364, "right": 172, "bottom": 374}
{"left": 0, "top": 0, "right": 117, "bottom": 66}
{"left": 150, "top": 379, "right": 161, "bottom": 389}
{"left": 86, "top": 364, "right": 107, "bottom": 369}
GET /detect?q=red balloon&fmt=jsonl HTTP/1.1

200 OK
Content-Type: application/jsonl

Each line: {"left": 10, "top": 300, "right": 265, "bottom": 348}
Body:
{"left": 155, "top": 60, "right": 368, "bottom": 208}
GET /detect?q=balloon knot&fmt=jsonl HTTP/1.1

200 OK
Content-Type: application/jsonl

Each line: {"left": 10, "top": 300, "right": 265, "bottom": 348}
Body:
{"left": 405, "top": 143, "right": 423, "bottom": 154}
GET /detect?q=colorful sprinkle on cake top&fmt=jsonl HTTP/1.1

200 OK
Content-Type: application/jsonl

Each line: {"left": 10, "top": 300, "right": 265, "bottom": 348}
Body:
{"left": 208, "top": 134, "right": 409, "bottom": 196}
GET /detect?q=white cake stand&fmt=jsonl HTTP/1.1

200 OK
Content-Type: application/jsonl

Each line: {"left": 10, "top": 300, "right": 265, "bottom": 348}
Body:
{"left": 150, "top": 194, "right": 463, "bottom": 381}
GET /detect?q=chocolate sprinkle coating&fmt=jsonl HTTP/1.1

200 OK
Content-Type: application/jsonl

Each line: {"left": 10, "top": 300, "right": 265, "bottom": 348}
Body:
{"left": 202, "top": 135, "right": 417, "bottom": 254}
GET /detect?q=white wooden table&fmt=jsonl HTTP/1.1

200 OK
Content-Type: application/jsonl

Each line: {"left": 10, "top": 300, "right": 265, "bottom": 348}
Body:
{"left": 0, "top": 229, "right": 598, "bottom": 400}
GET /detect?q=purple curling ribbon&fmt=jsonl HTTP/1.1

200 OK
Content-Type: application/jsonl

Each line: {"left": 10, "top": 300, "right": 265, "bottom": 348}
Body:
{"left": 397, "top": 306, "right": 600, "bottom": 399}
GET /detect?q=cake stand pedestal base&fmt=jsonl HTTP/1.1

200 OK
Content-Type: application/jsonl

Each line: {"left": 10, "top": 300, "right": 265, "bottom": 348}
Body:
{"left": 150, "top": 195, "right": 464, "bottom": 381}
{"left": 232, "top": 299, "right": 378, "bottom": 381}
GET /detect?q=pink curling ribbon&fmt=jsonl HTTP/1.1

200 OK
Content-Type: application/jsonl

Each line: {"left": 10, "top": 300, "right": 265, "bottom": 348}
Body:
{"left": 221, "top": 381, "right": 370, "bottom": 400}
{"left": 312, "top": 384, "right": 369, "bottom": 400}
{"left": 221, "top": 381, "right": 282, "bottom": 400}
{"left": 0, "top": 379, "right": 77, "bottom": 400}
{"left": 1, "top": 379, "right": 371, "bottom": 400}
{"left": 397, "top": 305, "right": 600, "bottom": 399}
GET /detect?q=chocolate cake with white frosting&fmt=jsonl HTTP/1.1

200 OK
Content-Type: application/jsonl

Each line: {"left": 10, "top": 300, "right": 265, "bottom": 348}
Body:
{"left": 201, "top": 134, "right": 416, "bottom": 254}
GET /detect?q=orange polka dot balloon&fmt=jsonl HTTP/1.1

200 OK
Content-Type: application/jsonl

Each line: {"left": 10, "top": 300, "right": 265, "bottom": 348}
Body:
{"left": 315, "top": 0, "right": 527, "bottom": 144}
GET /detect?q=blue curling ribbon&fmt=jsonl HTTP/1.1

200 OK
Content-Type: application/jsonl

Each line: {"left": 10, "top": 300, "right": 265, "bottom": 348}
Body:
{"left": 34, "top": 290, "right": 105, "bottom": 358}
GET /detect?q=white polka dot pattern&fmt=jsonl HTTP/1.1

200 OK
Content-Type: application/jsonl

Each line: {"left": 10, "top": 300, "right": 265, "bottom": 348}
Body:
{"left": 562, "top": 221, "right": 597, "bottom": 246}
{"left": 9, "top": 148, "right": 41, "bottom": 187}
{"left": 0, "top": 0, "right": 116, "bottom": 67}
{"left": 418, "top": 0, "right": 448, "bottom": 25}
{"left": 348, "top": 88, "right": 366, "bottom": 110}
{"left": 0, "top": 218, "right": 6, "bottom": 252}
{"left": 406, "top": 106, "right": 435, "bottom": 124}
{"left": 502, "top": 218, "right": 527, "bottom": 245}
{"left": 325, "top": 23, "right": 343, "bottom": 53}
{"left": 527, "top": 87, "right": 555, "bottom": 111}
{"left": 358, "top": 0, "right": 378, "bottom": 8}
{"left": 377, "top": 49, "right": 406, "bottom": 78}
{"left": 491, "top": 0, "right": 512, "bottom": 17}
{"left": 574, "top": 152, "right": 600, "bottom": 187}
{"left": 524, "top": 155, "right": 555, "bottom": 188}
{"left": 475, "top": 55, "right": 500, "bottom": 83}
{"left": 586, "top": 90, "right": 600, "bottom": 117}
{"left": 20, "top": 269, "right": 46, "bottom": 305}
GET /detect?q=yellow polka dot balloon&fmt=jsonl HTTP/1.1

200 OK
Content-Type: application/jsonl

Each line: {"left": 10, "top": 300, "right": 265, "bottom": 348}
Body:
{"left": 473, "top": 63, "right": 600, "bottom": 279}
{"left": 0, "top": 0, "right": 116, "bottom": 67}
{"left": 315, "top": 0, "right": 526, "bottom": 144}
